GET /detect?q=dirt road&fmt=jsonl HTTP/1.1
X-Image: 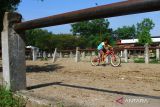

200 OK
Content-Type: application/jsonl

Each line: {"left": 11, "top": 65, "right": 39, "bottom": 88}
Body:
{"left": 26, "top": 58, "right": 160, "bottom": 107}
{"left": 0, "top": 58, "right": 160, "bottom": 107}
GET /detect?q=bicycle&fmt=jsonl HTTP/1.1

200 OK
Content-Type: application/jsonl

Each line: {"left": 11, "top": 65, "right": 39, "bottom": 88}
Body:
{"left": 90, "top": 48, "right": 121, "bottom": 67}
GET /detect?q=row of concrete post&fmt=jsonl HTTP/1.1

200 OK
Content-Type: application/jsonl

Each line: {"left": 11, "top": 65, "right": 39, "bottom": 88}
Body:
{"left": 33, "top": 45, "right": 160, "bottom": 64}
{"left": 31, "top": 47, "right": 92, "bottom": 62}
{"left": 52, "top": 47, "right": 95, "bottom": 63}
{"left": 122, "top": 44, "right": 160, "bottom": 64}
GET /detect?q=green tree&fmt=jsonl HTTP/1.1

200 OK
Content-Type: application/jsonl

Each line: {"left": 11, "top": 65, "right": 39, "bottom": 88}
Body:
{"left": 0, "top": 0, "right": 21, "bottom": 35}
{"left": 26, "top": 29, "right": 87, "bottom": 51}
{"left": 71, "top": 18, "right": 113, "bottom": 48}
{"left": 26, "top": 29, "right": 54, "bottom": 51}
{"left": 0, "top": 0, "right": 21, "bottom": 49}
{"left": 71, "top": 18, "right": 111, "bottom": 38}
{"left": 114, "top": 25, "right": 136, "bottom": 39}
{"left": 137, "top": 18, "right": 155, "bottom": 45}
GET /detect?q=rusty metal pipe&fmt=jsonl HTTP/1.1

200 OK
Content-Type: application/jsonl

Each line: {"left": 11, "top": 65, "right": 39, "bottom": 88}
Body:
{"left": 14, "top": 0, "right": 160, "bottom": 31}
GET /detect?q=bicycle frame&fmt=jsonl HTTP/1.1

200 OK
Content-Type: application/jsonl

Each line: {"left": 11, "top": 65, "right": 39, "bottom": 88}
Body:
{"left": 91, "top": 48, "right": 121, "bottom": 66}
{"left": 98, "top": 49, "right": 115, "bottom": 63}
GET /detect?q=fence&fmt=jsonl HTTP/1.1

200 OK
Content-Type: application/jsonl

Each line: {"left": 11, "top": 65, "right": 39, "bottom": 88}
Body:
{"left": 26, "top": 45, "right": 160, "bottom": 64}
{"left": 26, "top": 47, "right": 96, "bottom": 62}
{"left": 115, "top": 45, "right": 160, "bottom": 63}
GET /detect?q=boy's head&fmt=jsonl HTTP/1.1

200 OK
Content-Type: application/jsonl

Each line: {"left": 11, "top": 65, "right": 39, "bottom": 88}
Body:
{"left": 104, "top": 39, "right": 109, "bottom": 45}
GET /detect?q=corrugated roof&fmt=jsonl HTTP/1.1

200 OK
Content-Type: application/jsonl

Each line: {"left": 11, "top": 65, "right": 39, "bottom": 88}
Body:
{"left": 121, "top": 38, "right": 160, "bottom": 44}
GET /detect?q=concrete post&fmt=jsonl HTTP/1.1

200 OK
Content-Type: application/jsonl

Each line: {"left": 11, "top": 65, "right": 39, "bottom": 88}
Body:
{"left": 52, "top": 48, "right": 57, "bottom": 62}
{"left": 91, "top": 51, "right": 96, "bottom": 56}
{"left": 156, "top": 48, "right": 160, "bottom": 60}
{"left": 43, "top": 51, "right": 46, "bottom": 59}
{"left": 60, "top": 52, "right": 63, "bottom": 58}
{"left": 1, "top": 12, "right": 26, "bottom": 91}
{"left": 56, "top": 52, "right": 59, "bottom": 57}
{"left": 144, "top": 43, "right": 149, "bottom": 64}
{"left": 120, "top": 51, "right": 123, "bottom": 57}
{"left": 82, "top": 51, "right": 85, "bottom": 59}
{"left": 69, "top": 51, "right": 73, "bottom": 58}
{"left": 75, "top": 47, "right": 80, "bottom": 62}
{"left": 105, "top": 55, "right": 111, "bottom": 64}
{"left": 140, "top": 51, "right": 142, "bottom": 55}
{"left": 32, "top": 47, "right": 37, "bottom": 61}
{"left": 38, "top": 52, "right": 41, "bottom": 58}
{"left": 48, "top": 53, "right": 50, "bottom": 58}
{"left": 51, "top": 53, "right": 54, "bottom": 57}
{"left": 128, "top": 50, "right": 131, "bottom": 58}
{"left": 86, "top": 52, "right": 90, "bottom": 56}
{"left": 124, "top": 49, "right": 128, "bottom": 63}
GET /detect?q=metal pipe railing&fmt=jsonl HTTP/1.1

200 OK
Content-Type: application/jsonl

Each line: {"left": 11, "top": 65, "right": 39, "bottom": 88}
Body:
{"left": 14, "top": 0, "right": 160, "bottom": 31}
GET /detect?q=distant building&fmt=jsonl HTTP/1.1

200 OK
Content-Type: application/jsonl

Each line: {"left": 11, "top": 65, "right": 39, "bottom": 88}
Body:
{"left": 26, "top": 46, "right": 39, "bottom": 60}
{"left": 116, "top": 36, "right": 160, "bottom": 57}
{"left": 117, "top": 36, "right": 160, "bottom": 48}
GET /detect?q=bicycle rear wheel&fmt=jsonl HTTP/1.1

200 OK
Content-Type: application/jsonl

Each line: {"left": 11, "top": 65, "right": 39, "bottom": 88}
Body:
{"left": 111, "top": 55, "right": 121, "bottom": 67}
{"left": 90, "top": 55, "right": 100, "bottom": 66}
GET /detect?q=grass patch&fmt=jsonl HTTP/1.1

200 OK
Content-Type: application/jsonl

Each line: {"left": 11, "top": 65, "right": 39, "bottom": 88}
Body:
{"left": 40, "top": 57, "right": 48, "bottom": 61}
{"left": 133, "top": 58, "right": 145, "bottom": 63}
{"left": 0, "top": 85, "right": 25, "bottom": 107}
{"left": 150, "top": 59, "right": 160, "bottom": 64}
{"left": 133, "top": 58, "right": 160, "bottom": 64}
{"left": 57, "top": 101, "right": 64, "bottom": 107}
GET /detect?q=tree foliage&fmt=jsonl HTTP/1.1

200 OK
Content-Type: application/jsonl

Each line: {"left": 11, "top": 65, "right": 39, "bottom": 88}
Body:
{"left": 0, "top": 0, "right": 21, "bottom": 49}
{"left": 137, "top": 18, "right": 155, "bottom": 45}
{"left": 114, "top": 25, "right": 136, "bottom": 39}
{"left": 71, "top": 18, "right": 113, "bottom": 47}
{"left": 0, "top": 0, "right": 21, "bottom": 34}
{"left": 71, "top": 18, "right": 111, "bottom": 37}
{"left": 25, "top": 29, "right": 87, "bottom": 52}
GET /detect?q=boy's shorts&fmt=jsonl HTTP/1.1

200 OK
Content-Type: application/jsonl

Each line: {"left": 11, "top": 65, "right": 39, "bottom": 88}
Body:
{"left": 98, "top": 48, "right": 106, "bottom": 54}
{"left": 98, "top": 49, "right": 104, "bottom": 54}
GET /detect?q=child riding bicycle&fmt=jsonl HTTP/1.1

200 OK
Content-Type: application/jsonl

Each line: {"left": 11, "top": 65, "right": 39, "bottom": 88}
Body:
{"left": 97, "top": 39, "right": 112, "bottom": 63}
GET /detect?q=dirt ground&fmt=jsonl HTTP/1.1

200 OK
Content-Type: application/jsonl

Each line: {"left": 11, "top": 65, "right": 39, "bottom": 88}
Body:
{"left": 0, "top": 58, "right": 160, "bottom": 107}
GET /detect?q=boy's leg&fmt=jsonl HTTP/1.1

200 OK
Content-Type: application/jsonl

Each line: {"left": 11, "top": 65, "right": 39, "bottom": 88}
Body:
{"left": 106, "top": 50, "right": 111, "bottom": 64}
{"left": 102, "top": 52, "right": 104, "bottom": 61}
{"left": 100, "top": 50, "right": 104, "bottom": 61}
{"left": 98, "top": 51, "right": 101, "bottom": 58}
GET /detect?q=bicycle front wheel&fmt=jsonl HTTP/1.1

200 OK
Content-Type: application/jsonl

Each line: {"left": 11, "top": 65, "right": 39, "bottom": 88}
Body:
{"left": 111, "top": 55, "right": 121, "bottom": 67}
{"left": 90, "top": 55, "right": 100, "bottom": 66}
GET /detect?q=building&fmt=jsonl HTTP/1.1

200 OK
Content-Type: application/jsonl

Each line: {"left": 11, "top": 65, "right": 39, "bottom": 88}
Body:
{"left": 116, "top": 36, "right": 160, "bottom": 57}
{"left": 117, "top": 36, "right": 160, "bottom": 48}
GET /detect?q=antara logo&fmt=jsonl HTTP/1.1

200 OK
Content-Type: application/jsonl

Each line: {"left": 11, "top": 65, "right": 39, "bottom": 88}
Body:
{"left": 116, "top": 97, "right": 124, "bottom": 104}
{"left": 115, "top": 97, "right": 149, "bottom": 104}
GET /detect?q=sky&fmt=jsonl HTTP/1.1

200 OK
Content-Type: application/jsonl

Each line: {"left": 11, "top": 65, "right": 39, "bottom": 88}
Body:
{"left": 17, "top": 0, "right": 160, "bottom": 36}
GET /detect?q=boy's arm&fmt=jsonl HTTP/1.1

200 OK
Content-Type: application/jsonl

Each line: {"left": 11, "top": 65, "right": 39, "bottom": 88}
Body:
{"left": 108, "top": 45, "right": 113, "bottom": 50}
{"left": 108, "top": 45, "right": 112, "bottom": 48}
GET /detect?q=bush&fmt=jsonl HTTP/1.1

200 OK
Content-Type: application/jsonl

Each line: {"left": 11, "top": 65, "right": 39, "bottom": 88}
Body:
{"left": 0, "top": 85, "right": 25, "bottom": 107}
{"left": 134, "top": 58, "right": 145, "bottom": 63}
{"left": 40, "top": 57, "right": 48, "bottom": 61}
{"left": 150, "top": 59, "right": 160, "bottom": 64}
{"left": 134, "top": 58, "right": 160, "bottom": 64}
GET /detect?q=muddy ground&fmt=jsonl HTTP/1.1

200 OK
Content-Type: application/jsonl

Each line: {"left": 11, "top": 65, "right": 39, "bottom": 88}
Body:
{"left": 0, "top": 58, "right": 160, "bottom": 107}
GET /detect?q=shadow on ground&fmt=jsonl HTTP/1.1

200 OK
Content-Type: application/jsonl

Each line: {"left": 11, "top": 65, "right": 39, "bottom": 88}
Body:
{"left": 26, "top": 64, "right": 64, "bottom": 72}
{"left": 27, "top": 82, "right": 160, "bottom": 100}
